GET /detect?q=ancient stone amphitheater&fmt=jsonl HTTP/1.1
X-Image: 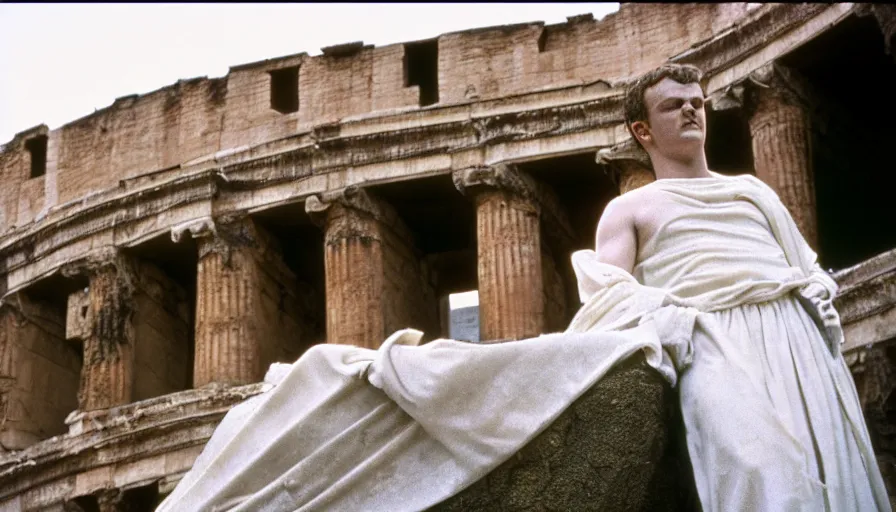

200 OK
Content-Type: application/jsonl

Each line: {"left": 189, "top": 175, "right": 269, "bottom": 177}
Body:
{"left": 0, "top": 3, "right": 894, "bottom": 510}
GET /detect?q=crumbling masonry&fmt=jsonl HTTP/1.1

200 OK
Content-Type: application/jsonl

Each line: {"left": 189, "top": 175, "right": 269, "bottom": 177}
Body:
{"left": 1, "top": 3, "right": 895, "bottom": 510}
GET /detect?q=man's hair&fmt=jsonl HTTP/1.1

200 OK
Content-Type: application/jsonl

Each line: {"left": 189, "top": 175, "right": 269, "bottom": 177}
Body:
{"left": 623, "top": 63, "right": 705, "bottom": 144}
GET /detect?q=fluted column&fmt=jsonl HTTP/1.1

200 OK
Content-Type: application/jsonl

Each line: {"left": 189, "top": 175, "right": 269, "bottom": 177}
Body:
{"left": 747, "top": 63, "right": 818, "bottom": 249}
{"left": 306, "top": 187, "right": 438, "bottom": 348}
{"left": 176, "top": 216, "right": 300, "bottom": 387}
{"left": 454, "top": 164, "right": 546, "bottom": 341}
{"left": 596, "top": 138, "right": 655, "bottom": 195}
{"left": 62, "top": 249, "right": 137, "bottom": 411}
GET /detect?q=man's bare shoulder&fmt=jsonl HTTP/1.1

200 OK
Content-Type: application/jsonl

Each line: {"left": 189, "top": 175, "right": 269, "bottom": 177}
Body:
{"left": 606, "top": 185, "right": 664, "bottom": 219}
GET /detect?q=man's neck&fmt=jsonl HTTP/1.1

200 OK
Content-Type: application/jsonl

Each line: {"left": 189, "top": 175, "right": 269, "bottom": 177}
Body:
{"left": 650, "top": 153, "right": 712, "bottom": 180}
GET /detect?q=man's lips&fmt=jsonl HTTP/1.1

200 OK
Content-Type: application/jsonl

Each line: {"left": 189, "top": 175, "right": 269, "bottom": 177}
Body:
{"left": 682, "top": 120, "right": 700, "bottom": 129}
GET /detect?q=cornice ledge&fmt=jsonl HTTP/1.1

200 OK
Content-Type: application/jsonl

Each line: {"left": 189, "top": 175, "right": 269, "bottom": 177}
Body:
{"left": 671, "top": 3, "right": 848, "bottom": 89}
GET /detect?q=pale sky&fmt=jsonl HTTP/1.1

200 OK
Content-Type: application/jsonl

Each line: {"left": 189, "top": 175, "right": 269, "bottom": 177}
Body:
{"left": 0, "top": 3, "right": 620, "bottom": 146}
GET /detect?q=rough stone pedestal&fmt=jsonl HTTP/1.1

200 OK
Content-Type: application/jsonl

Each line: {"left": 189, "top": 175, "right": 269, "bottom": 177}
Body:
{"left": 431, "top": 352, "right": 695, "bottom": 512}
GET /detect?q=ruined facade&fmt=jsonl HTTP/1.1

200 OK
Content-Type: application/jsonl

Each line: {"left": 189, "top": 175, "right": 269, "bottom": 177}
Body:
{"left": 0, "top": 3, "right": 895, "bottom": 510}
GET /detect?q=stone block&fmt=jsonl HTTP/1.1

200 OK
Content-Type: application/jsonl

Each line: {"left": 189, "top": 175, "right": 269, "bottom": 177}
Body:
{"left": 431, "top": 353, "right": 696, "bottom": 511}
{"left": 65, "top": 290, "right": 90, "bottom": 344}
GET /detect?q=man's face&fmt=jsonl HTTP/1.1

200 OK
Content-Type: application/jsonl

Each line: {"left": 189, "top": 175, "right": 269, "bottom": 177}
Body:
{"left": 638, "top": 78, "right": 706, "bottom": 158}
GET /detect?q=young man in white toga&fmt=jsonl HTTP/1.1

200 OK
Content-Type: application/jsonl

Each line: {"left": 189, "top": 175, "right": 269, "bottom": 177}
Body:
{"left": 593, "top": 63, "right": 890, "bottom": 511}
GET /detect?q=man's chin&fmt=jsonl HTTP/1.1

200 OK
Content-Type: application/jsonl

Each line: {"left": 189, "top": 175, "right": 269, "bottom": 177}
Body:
{"left": 677, "top": 133, "right": 705, "bottom": 144}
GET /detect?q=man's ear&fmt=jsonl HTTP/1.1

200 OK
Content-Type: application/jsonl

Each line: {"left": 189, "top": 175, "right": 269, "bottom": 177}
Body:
{"left": 630, "top": 121, "right": 651, "bottom": 144}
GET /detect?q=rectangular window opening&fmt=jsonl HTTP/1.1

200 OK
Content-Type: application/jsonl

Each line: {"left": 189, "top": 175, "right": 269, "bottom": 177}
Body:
{"left": 537, "top": 28, "right": 549, "bottom": 53}
{"left": 269, "top": 66, "right": 300, "bottom": 114}
{"left": 25, "top": 134, "right": 47, "bottom": 178}
{"left": 404, "top": 40, "right": 439, "bottom": 107}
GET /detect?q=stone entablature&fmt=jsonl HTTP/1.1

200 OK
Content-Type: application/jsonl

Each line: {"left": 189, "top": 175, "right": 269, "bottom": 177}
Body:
{"left": 0, "top": 4, "right": 858, "bottom": 303}
{"left": 0, "top": 3, "right": 759, "bottom": 228}
{"left": 836, "top": 248, "right": 896, "bottom": 356}
{"left": 0, "top": 383, "right": 267, "bottom": 510}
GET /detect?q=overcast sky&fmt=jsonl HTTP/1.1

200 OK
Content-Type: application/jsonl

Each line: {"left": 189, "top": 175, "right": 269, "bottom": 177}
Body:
{"left": 0, "top": 3, "right": 620, "bottom": 146}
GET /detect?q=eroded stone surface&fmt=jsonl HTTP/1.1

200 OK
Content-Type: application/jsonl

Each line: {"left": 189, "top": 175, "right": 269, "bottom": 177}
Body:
{"left": 307, "top": 187, "right": 439, "bottom": 348}
{"left": 0, "top": 293, "right": 79, "bottom": 452}
{"left": 431, "top": 353, "right": 695, "bottom": 512}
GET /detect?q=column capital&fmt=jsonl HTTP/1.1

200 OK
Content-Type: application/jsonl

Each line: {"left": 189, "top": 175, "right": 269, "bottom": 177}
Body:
{"left": 170, "top": 216, "right": 217, "bottom": 243}
{"left": 60, "top": 247, "right": 136, "bottom": 289}
{"left": 172, "top": 215, "right": 292, "bottom": 280}
{"left": 744, "top": 62, "right": 817, "bottom": 116}
{"left": 596, "top": 139, "right": 655, "bottom": 194}
{"left": 452, "top": 163, "right": 539, "bottom": 204}
{"left": 305, "top": 186, "right": 416, "bottom": 247}
{"left": 453, "top": 163, "right": 577, "bottom": 246}
{"left": 171, "top": 214, "right": 263, "bottom": 254}
{"left": 708, "top": 62, "right": 817, "bottom": 118}
{"left": 305, "top": 185, "right": 386, "bottom": 226}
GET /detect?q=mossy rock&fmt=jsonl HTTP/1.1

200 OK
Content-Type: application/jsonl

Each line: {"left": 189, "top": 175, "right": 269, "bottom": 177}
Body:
{"left": 430, "top": 352, "right": 697, "bottom": 511}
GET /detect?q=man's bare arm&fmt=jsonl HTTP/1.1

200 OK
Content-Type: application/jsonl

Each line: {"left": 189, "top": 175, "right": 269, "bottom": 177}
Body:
{"left": 595, "top": 196, "right": 638, "bottom": 274}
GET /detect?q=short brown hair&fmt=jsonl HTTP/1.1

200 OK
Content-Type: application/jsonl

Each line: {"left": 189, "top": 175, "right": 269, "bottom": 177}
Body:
{"left": 624, "top": 64, "right": 705, "bottom": 144}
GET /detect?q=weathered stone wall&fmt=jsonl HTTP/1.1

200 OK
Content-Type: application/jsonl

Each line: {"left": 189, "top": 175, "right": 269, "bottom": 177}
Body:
{"left": 65, "top": 254, "right": 192, "bottom": 411}
{"left": 130, "top": 263, "right": 192, "bottom": 402}
{"left": 380, "top": 211, "right": 440, "bottom": 341}
{"left": 437, "top": 3, "right": 747, "bottom": 105}
{"left": 0, "top": 294, "right": 80, "bottom": 451}
{"left": 0, "top": 4, "right": 754, "bottom": 234}
{"left": 313, "top": 189, "right": 439, "bottom": 348}
{"left": 56, "top": 78, "right": 227, "bottom": 207}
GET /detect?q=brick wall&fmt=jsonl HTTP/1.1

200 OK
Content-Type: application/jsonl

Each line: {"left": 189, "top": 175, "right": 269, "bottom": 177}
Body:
{"left": 380, "top": 216, "right": 440, "bottom": 339}
{"left": 0, "top": 295, "right": 80, "bottom": 450}
{"left": 252, "top": 241, "right": 312, "bottom": 367}
{"left": 55, "top": 78, "right": 226, "bottom": 207}
{"left": 0, "top": 4, "right": 753, "bottom": 233}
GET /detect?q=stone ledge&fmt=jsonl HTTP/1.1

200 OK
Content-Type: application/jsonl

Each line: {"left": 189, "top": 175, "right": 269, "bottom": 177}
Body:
{"left": 834, "top": 248, "right": 896, "bottom": 352}
{"left": 0, "top": 383, "right": 267, "bottom": 507}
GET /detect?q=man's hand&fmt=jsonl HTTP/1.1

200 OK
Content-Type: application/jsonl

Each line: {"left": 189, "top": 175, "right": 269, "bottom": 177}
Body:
{"left": 595, "top": 195, "right": 638, "bottom": 275}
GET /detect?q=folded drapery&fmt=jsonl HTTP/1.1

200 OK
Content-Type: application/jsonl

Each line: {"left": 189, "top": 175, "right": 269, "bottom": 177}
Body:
{"left": 156, "top": 260, "right": 705, "bottom": 511}
{"left": 157, "top": 171, "right": 880, "bottom": 512}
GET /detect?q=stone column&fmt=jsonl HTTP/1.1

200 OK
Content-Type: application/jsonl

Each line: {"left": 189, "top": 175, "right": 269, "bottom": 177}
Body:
{"left": 746, "top": 63, "right": 819, "bottom": 249}
{"left": 174, "top": 216, "right": 304, "bottom": 387}
{"left": 65, "top": 249, "right": 193, "bottom": 412}
{"left": 0, "top": 293, "right": 79, "bottom": 450}
{"left": 306, "top": 186, "right": 438, "bottom": 348}
{"left": 63, "top": 249, "right": 137, "bottom": 411}
{"left": 596, "top": 138, "right": 655, "bottom": 195}
{"left": 453, "top": 164, "right": 547, "bottom": 342}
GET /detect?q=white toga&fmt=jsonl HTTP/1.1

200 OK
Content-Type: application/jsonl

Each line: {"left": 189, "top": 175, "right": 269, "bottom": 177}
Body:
{"left": 626, "top": 173, "right": 889, "bottom": 511}
{"left": 157, "top": 172, "right": 889, "bottom": 512}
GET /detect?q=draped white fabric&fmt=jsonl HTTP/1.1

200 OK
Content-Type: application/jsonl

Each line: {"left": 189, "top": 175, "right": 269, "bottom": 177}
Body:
{"left": 627, "top": 173, "right": 889, "bottom": 511}
{"left": 157, "top": 172, "right": 889, "bottom": 512}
